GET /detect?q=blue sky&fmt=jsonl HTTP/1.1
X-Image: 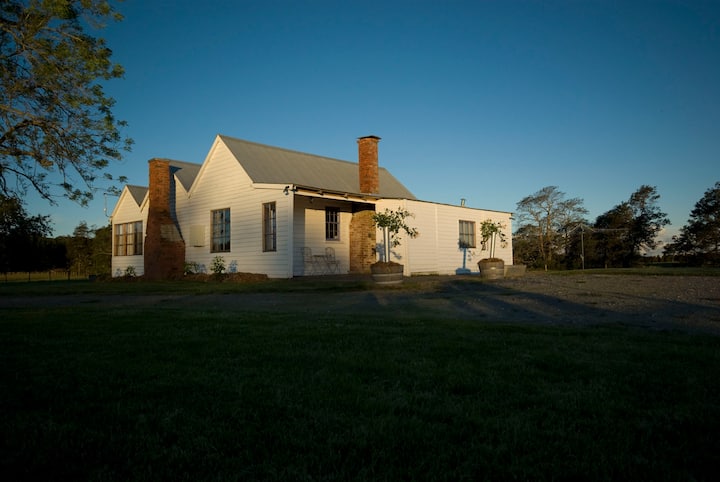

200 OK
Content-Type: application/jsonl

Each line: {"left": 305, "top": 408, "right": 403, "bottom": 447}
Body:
{"left": 29, "top": 0, "right": 719, "bottom": 248}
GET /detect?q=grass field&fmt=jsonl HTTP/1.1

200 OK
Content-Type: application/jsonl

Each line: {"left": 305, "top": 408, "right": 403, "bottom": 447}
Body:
{"left": 1, "top": 274, "right": 719, "bottom": 480}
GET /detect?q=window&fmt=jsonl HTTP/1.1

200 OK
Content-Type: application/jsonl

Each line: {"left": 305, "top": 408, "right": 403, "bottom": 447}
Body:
{"left": 211, "top": 208, "right": 231, "bottom": 252}
{"left": 325, "top": 208, "right": 340, "bottom": 241}
{"left": 114, "top": 221, "right": 143, "bottom": 256}
{"left": 459, "top": 220, "right": 476, "bottom": 248}
{"left": 263, "top": 202, "right": 277, "bottom": 252}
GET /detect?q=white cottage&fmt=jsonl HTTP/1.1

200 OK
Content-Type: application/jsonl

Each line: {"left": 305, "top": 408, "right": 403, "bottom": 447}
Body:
{"left": 110, "top": 135, "right": 513, "bottom": 279}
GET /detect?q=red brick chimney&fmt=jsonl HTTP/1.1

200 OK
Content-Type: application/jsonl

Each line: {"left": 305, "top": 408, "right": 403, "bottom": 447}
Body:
{"left": 144, "top": 159, "right": 185, "bottom": 280}
{"left": 357, "top": 135, "right": 380, "bottom": 194}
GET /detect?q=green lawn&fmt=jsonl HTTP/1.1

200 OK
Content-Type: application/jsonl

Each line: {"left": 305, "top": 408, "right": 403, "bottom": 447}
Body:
{"left": 1, "top": 280, "right": 719, "bottom": 480}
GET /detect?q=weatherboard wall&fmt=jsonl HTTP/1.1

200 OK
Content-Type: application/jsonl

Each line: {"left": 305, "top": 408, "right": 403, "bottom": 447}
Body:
{"left": 181, "top": 138, "right": 292, "bottom": 278}
{"left": 375, "top": 199, "right": 513, "bottom": 276}
{"left": 110, "top": 186, "right": 148, "bottom": 277}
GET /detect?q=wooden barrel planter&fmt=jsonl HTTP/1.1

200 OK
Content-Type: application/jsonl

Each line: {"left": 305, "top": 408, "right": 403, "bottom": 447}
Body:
{"left": 370, "top": 262, "right": 404, "bottom": 285}
{"left": 478, "top": 258, "right": 505, "bottom": 280}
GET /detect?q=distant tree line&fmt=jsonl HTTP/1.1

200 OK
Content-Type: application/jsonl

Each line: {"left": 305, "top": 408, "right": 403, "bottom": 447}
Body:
{"left": 4, "top": 180, "right": 719, "bottom": 279}
{"left": 1, "top": 194, "right": 111, "bottom": 280}
{"left": 664, "top": 182, "right": 720, "bottom": 266}
{"left": 513, "top": 183, "right": 720, "bottom": 270}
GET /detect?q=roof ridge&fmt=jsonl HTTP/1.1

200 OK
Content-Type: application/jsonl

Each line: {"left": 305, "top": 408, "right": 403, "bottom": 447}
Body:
{"left": 168, "top": 159, "right": 202, "bottom": 167}
{"left": 218, "top": 134, "right": 360, "bottom": 167}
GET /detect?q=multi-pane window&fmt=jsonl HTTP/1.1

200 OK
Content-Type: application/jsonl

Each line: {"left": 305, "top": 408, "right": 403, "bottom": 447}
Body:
{"left": 263, "top": 202, "right": 277, "bottom": 252}
{"left": 325, "top": 208, "right": 340, "bottom": 241}
{"left": 114, "top": 221, "right": 143, "bottom": 256}
{"left": 459, "top": 220, "right": 476, "bottom": 248}
{"left": 211, "top": 208, "right": 231, "bottom": 252}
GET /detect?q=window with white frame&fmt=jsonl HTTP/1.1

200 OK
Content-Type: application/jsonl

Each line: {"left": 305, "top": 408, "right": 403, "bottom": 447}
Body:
{"left": 325, "top": 207, "right": 340, "bottom": 241}
{"left": 211, "top": 208, "right": 231, "bottom": 252}
{"left": 459, "top": 220, "right": 476, "bottom": 248}
{"left": 114, "top": 221, "right": 143, "bottom": 256}
{"left": 263, "top": 202, "right": 276, "bottom": 252}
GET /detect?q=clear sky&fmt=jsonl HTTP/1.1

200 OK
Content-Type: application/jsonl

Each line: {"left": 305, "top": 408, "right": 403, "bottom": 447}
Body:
{"left": 28, "top": 0, "right": 720, "bottom": 249}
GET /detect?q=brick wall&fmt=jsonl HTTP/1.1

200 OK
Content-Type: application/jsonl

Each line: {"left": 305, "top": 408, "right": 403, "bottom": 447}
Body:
{"left": 349, "top": 207, "right": 376, "bottom": 273}
{"left": 144, "top": 159, "right": 185, "bottom": 280}
{"left": 357, "top": 136, "right": 380, "bottom": 194}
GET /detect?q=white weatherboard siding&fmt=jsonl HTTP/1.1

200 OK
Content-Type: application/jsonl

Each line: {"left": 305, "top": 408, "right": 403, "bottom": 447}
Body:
{"left": 292, "top": 196, "right": 352, "bottom": 276}
{"left": 110, "top": 135, "right": 514, "bottom": 279}
{"left": 183, "top": 139, "right": 292, "bottom": 278}
{"left": 110, "top": 187, "right": 147, "bottom": 277}
{"left": 375, "top": 199, "right": 513, "bottom": 276}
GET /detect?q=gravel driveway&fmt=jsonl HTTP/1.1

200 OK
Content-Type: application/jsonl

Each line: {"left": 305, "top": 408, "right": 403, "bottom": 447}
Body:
{"left": 3, "top": 273, "right": 719, "bottom": 334}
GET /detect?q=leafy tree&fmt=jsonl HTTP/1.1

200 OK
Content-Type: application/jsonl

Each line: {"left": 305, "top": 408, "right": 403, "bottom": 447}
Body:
{"left": 559, "top": 221, "right": 594, "bottom": 270}
{"left": 593, "top": 185, "right": 669, "bottom": 267}
{"left": 69, "top": 221, "right": 92, "bottom": 275}
{"left": 91, "top": 223, "right": 111, "bottom": 275}
{"left": 593, "top": 203, "right": 633, "bottom": 267}
{"left": 56, "top": 221, "right": 111, "bottom": 276}
{"left": 627, "top": 185, "right": 670, "bottom": 255}
{"left": 515, "top": 186, "right": 587, "bottom": 270}
{"left": 479, "top": 219, "right": 507, "bottom": 260}
{"left": 511, "top": 224, "right": 542, "bottom": 268}
{"left": 372, "top": 207, "right": 419, "bottom": 264}
{"left": 0, "top": 194, "right": 52, "bottom": 276}
{"left": 666, "top": 182, "right": 720, "bottom": 265}
{"left": 0, "top": 0, "right": 131, "bottom": 205}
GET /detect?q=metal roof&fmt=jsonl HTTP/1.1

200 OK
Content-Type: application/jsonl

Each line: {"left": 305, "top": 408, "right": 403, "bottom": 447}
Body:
{"left": 168, "top": 160, "right": 201, "bottom": 191}
{"left": 126, "top": 185, "right": 148, "bottom": 206}
{"left": 219, "top": 135, "right": 416, "bottom": 199}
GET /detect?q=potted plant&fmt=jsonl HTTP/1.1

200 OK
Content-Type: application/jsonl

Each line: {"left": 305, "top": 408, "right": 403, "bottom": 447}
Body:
{"left": 371, "top": 207, "right": 419, "bottom": 284}
{"left": 477, "top": 219, "right": 508, "bottom": 279}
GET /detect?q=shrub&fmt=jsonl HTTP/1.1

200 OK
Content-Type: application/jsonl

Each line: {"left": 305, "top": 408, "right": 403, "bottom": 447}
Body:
{"left": 210, "top": 256, "right": 226, "bottom": 275}
{"left": 184, "top": 261, "right": 199, "bottom": 275}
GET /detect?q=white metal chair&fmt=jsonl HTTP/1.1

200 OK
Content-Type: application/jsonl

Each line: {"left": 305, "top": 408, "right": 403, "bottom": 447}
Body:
{"left": 302, "top": 247, "right": 318, "bottom": 275}
{"left": 325, "top": 247, "right": 340, "bottom": 274}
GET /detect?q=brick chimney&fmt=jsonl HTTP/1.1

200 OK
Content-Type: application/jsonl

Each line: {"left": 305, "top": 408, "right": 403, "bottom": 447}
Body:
{"left": 144, "top": 159, "right": 185, "bottom": 280}
{"left": 350, "top": 136, "right": 381, "bottom": 273}
{"left": 357, "top": 135, "right": 380, "bottom": 194}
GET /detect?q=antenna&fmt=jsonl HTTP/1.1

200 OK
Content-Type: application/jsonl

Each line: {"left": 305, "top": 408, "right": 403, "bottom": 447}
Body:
{"left": 103, "top": 192, "right": 120, "bottom": 218}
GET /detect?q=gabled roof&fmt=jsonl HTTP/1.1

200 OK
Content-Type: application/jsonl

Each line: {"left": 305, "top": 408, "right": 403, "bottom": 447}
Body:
{"left": 126, "top": 185, "right": 148, "bottom": 206}
{"left": 168, "top": 160, "right": 201, "bottom": 191}
{"left": 219, "top": 135, "right": 416, "bottom": 199}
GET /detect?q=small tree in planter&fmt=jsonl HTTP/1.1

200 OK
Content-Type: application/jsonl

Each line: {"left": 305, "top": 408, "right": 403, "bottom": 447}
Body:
{"left": 371, "top": 207, "right": 419, "bottom": 282}
{"left": 478, "top": 219, "right": 508, "bottom": 279}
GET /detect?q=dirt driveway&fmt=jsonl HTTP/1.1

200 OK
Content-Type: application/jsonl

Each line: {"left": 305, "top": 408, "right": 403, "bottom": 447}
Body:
{"left": 3, "top": 273, "right": 719, "bottom": 334}
{"left": 193, "top": 273, "right": 720, "bottom": 334}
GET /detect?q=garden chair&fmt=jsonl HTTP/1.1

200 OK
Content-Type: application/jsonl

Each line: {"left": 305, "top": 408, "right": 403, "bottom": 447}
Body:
{"left": 302, "top": 247, "right": 318, "bottom": 275}
{"left": 325, "top": 247, "right": 340, "bottom": 274}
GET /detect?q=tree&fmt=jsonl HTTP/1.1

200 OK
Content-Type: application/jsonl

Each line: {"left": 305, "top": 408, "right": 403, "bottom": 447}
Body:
{"left": 0, "top": 0, "right": 131, "bottom": 205}
{"left": 627, "top": 185, "right": 670, "bottom": 255}
{"left": 515, "top": 186, "right": 587, "bottom": 270}
{"left": 372, "top": 207, "right": 419, "bottom": 265}
{"left": 594, "top": 185, "right": 669, "bottom": 267}
{"left": 479, "top": 219, "right": 507, "bottom": 260}
{"left": 594, "top": 203, "right": 633, "bottom": 267}
{"left": 666, "top": 182, "right": 720, "bottom": 265}
{"left": 511, "top": 224, "right": 542, "bottom": 268}
{"left": 91, "top": 223, "right": 112, "bottom": 275}
{"left": 0, "top": 194, "right": 52, "bottom": 276}
{"left": 56, "top": 220, "right": 111, "bottom": 276}
{"left": 68, "top": 221, "right": 92, "bottom": 275}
